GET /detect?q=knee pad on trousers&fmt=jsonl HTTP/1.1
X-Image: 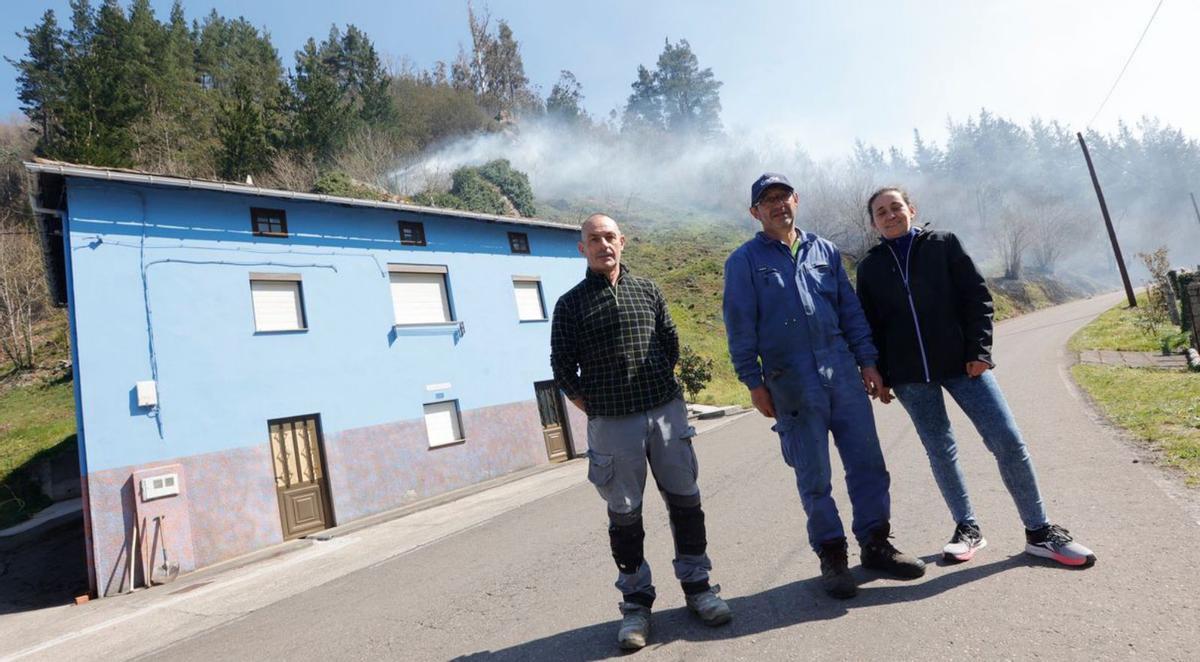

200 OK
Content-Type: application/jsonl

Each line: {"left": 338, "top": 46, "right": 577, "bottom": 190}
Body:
{"left": 608, "top": 508, "right": 645, "bottom": 575}
{"left": 666, "top": 496, "right": 707, "bottom": 556}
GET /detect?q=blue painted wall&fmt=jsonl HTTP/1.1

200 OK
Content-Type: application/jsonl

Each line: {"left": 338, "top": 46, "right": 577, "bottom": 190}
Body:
{"left": 63, "top": 178, "right": 585, "bottom": 473}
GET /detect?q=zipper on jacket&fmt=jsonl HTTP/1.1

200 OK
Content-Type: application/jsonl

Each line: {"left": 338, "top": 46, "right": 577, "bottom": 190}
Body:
{"left": 885, "top": 239, "right": 932, "bottom": 383}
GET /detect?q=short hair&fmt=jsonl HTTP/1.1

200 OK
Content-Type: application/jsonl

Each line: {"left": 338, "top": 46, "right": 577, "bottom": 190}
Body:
{"left": 866, "top": 186, "right": 914, "bottom": 220}
{"left": 581, "top": 213, "right": 619, "bottom": 233}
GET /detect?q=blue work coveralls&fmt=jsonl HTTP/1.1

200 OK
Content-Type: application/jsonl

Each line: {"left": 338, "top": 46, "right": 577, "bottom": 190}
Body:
{"left": 723, "top": 231, "right": 891, "bottom": 551}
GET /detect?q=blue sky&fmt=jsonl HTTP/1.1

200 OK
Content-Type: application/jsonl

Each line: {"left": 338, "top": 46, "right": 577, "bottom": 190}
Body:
{"left": 2, "top": 0, "right": 1196, "bottom": 158}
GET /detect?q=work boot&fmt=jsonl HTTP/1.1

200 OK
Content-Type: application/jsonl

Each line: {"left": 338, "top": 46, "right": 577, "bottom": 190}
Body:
{"left": 617, "top": 602, "right": 652, "bottom": 650}
{"left": 861, "top": 524, "right": 926, "bottom": 579}
{"left": 1025, "top": 524, "right": 1096, "bottom": 568}
{"left": 818, "top": 538, "right": 857, "bottom": 599}
{"left": 684, "top": 584, "right": 732, "bottom": 626}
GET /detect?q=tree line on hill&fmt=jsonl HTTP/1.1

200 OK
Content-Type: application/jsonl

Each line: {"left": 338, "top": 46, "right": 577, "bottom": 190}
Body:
{"left": 8, "top": 0, "right": 722, "bottom": 195}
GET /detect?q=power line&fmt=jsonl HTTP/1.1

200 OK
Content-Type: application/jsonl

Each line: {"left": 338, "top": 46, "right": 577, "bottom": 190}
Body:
{"left": 1086, "top": 0, "right": 1165, "bottom": 128}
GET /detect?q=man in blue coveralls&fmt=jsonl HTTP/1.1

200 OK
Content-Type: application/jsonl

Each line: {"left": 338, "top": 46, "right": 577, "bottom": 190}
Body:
{"left": 722, "top": 173, "right": 925, "bottom": 599}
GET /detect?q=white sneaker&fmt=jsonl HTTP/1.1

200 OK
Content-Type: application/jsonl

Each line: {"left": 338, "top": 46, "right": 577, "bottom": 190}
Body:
{"left": 943, "top": 522, "right": 987, "bottom": 562}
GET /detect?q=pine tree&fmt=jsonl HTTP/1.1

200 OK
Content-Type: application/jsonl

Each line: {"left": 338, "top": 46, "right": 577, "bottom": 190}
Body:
{"left": 52, "top": 0, "right": 142, "bottom": 166}
{"left": 912, "top": 129, "right": 944, "bottom": 174}
{"left": 654, "top": 39, "right": 722, "bottom": 136}
{"left": 290, "top": 37, "right": 352, "bottom": 163}
{"left": 622, "top": 39, "right": 722, "bottom": 138}
{"left": 622, "top": 65, "right": 664, "bottom": 135}
{"left": 333, "top": 25, "right": 396, "bottom": 127}
{"left": 217, "top": 78, "right": 273, "bottom": 180}
{"left": 546, "top": 70, "right": 587, "bottom": 124}
{"left": 8, "top": 10, "right": 67, "bottom": 156}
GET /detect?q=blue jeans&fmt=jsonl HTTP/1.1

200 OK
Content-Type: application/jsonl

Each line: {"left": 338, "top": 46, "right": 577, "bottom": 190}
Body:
{"left": 892, "top": 371, "right": 1049, "bottom": 530}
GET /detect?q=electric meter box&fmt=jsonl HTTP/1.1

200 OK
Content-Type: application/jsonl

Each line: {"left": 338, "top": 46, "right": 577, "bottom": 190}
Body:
{"left": 140, "top": 472, "right": 179, "bottom": 501}
{"left": 136, "top": 380, "right": 158, "bottom": 408}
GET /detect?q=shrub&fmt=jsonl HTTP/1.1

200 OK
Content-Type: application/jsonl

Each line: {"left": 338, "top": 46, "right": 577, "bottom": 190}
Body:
{"left": 411, "top": 160, "right": 536, "bottom": 217}
{"left": 311, "top": 170, "right": 392, "bottom": 202}
{"left": 677, "top": 344, "right": 714, "bottom": 402}
{"left": 477, "top": 159, "right": 536, "bottom": 216}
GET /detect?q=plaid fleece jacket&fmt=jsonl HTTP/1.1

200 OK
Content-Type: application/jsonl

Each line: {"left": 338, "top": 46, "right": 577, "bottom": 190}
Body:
{"left": 550, "top": 264, "right": 681, "bottom": 417}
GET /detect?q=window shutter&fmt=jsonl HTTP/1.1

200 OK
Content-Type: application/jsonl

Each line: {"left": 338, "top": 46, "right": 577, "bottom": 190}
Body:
{"left": 424, "top": 401, "right": 462, "bottom": 447}
{"left": 251, "top": 280, "right": 304, "bottom": 331}
{"left": 512, "top": 280, "right": 545, "bottom": 320}
{"left": 390, "top": 272, "right": 452, "bottom": 324}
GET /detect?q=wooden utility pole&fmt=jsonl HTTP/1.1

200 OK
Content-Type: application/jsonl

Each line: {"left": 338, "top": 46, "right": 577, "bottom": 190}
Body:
{"left": 1077, "top": 132, "right": 1137, "bottom": 308}
{"left": 1190, "top": 192, "right": 1200, "bottom": 227}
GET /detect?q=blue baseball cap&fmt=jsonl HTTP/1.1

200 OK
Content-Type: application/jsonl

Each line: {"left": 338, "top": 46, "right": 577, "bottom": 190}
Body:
{"left": 750, "top": 172, "right": 794, "bottom": 206}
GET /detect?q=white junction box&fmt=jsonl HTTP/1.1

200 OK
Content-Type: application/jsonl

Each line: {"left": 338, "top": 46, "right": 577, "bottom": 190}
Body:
{"left": 140, "top": 472, "right": 179, "bottom": 501}
{"left": 136, "top": 380, "right": 158, "bottom": 408}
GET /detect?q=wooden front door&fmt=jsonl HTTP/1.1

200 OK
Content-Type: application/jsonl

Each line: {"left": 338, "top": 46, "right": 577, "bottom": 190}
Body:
{"left": 269, "top": 415, "right": 334, "bottom": 539}
{"left": 534, "top": 380, "right": 572, "bottom": 462}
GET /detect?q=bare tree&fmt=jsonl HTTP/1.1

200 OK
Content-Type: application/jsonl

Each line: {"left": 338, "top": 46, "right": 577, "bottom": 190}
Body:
{"left": 1027, "top": 191, "right": 1084, "bottom": 275}
{"left": 333, "top": 125, "right": 414, "bottom": 189}
{"left": 991, "top": 192, "right": 1032, "bottom": 280}
{"left": 0, "top": 209, "right": 48, "bottom": 370}
{"left": 798, "top": 163, "right": 876, "bottom": 262}
{"left": 259, "top": 151, "right": 319, "bottom": 192}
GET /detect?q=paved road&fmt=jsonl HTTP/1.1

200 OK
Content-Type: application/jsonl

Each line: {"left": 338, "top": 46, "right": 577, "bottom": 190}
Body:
{"left": 3, "top": 291, "right": 1198, "bottom": 660}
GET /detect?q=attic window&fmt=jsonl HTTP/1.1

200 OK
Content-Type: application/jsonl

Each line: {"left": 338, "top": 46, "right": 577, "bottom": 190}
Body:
{"left": 399, "top": 221, "right": 427, "bottom": 246}
{"left": 508, "top": 232, "right": 530, "bottom": 254}
{"left": 251, "top": 207, "right": 288, "bottom": 237}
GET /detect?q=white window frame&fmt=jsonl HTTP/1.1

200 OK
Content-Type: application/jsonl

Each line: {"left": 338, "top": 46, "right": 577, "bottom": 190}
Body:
{"left": 388, "top": 264, "right": 456, "bottom": 326}
{"left": 511, "top": 275, "right": 547, "bottom": 321}
{"left": 423, "top": 400, "right": 465, "bottom": 448}
{"left": 249, "top": 273, "right": 307, "bottom": 332}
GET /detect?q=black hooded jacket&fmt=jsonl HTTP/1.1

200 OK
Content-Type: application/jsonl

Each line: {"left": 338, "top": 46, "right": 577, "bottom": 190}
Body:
{"left": 855, "top": 228, "right": 994, "bottom": 387}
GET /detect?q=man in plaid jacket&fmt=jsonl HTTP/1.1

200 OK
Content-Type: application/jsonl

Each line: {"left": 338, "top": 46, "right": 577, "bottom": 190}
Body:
{"left": 551, "top": 213, "right": 731, "bottom": 650}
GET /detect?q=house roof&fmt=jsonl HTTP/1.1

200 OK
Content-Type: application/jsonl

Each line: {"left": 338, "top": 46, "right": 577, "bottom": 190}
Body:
{"left": 23, "top": 158, "right": 580, "bottom": 232}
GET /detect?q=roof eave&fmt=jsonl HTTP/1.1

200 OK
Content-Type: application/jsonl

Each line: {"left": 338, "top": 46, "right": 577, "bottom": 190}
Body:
{"left": 22, "top": 160, "right": 580, "bottom": 232}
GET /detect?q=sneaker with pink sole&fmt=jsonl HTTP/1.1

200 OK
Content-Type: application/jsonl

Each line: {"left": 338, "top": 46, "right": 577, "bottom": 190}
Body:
{"left": 943, "top": 521, "right": 987, "bottom": 562}
{"left": 1025, "top": 524, "right": 1096, "bottom": 567}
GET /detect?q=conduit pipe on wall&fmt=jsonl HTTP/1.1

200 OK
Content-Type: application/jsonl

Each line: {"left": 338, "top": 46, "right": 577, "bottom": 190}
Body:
{"left": 138, "top": 258, "right": 338, "bottom": 439}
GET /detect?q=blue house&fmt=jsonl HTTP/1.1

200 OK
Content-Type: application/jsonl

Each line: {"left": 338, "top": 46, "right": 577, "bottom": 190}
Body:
{"left": 25, "top": 160, "right": 588, "bottom": 597}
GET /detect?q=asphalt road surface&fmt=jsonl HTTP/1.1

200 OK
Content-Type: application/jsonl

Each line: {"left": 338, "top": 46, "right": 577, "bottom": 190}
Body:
{"left": 3, "top": 291, "right": 1197, "bottom": 661}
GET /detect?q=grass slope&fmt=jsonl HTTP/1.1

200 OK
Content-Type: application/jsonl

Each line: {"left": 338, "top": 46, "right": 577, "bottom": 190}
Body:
{"left": 0, "top": 315, "right": 77, "bottom": 528}
{"left": 0, "top": 377, "right": 76, "bottom": 528}
{"left": 1069, "top": 295, "right": 1200, "bottom": 485}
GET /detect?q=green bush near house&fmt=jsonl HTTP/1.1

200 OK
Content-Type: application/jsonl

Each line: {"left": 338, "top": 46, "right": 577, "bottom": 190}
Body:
{"left": 476, "top": 159, "right": 536, "bottom": 217}
{"left": 412, "top": 160, "right": 536, "bottom": 217}
{"left": 449, "top": 168, "right": 512, "bottom": 215}
{"left": 311, "top": 170, "right": 393, "bottom": 202}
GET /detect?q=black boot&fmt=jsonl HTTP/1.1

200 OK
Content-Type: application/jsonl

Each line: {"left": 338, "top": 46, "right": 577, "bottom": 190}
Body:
{"left": 861, "top": 523, "right": 926, "bottom": 579}
{"left": 817, "top": 538, "right": 857, "bottom": 599}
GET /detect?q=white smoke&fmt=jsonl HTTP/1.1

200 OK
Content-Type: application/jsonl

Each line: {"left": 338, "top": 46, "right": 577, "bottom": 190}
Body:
{"left": 388, "top": 119, "right": 817, "bottom": 215}
{"left": 387, "top": 117, "right": 1200, "bottom": 285}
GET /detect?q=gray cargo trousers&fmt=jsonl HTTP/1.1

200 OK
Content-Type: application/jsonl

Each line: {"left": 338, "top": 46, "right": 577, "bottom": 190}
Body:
{"left": 585, "top": 396, "right": 713, "bottom": 607}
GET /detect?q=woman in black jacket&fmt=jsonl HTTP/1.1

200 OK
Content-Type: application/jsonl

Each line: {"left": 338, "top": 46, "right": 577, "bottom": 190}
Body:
{"left": 855, "top": 186, "right": 1095, "bottom": 568}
